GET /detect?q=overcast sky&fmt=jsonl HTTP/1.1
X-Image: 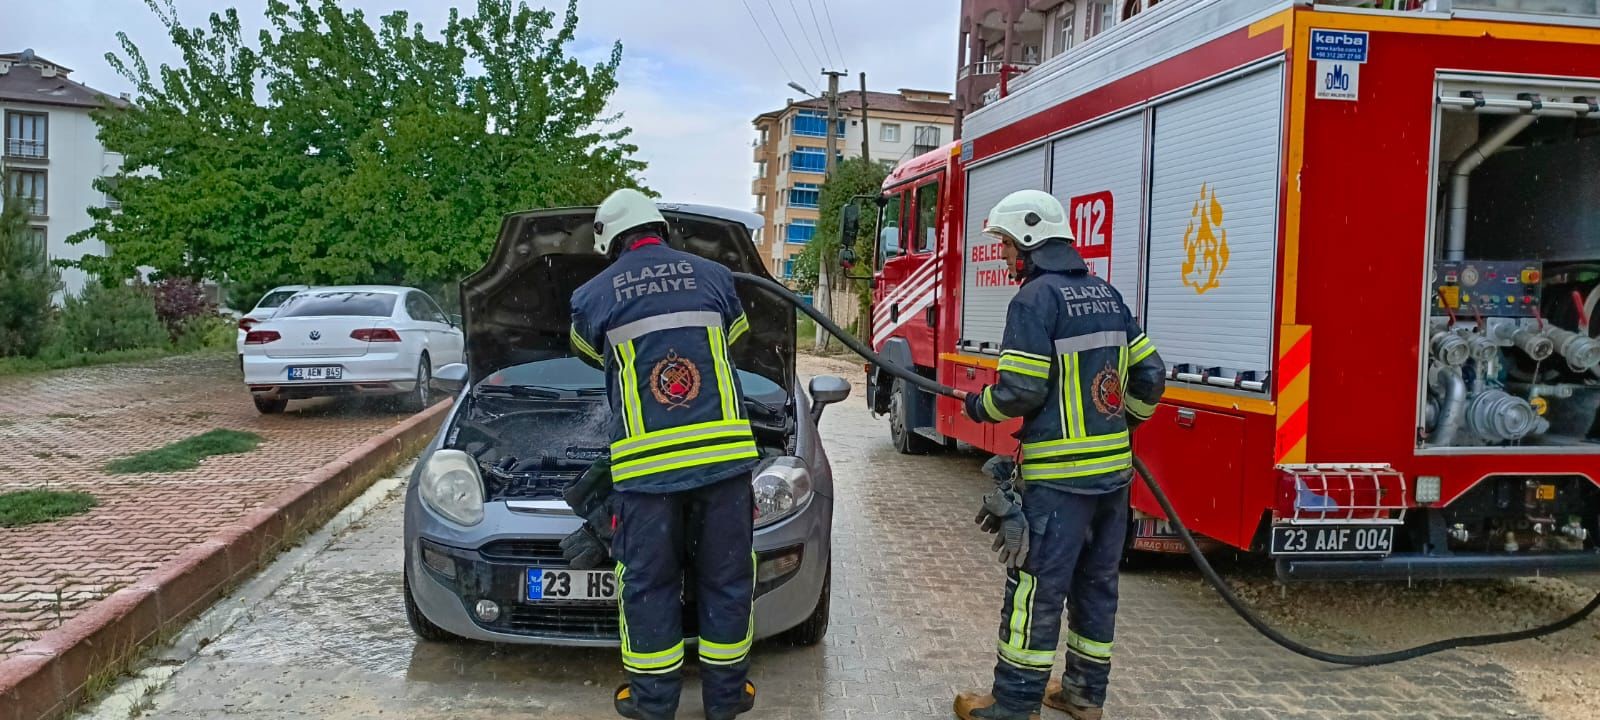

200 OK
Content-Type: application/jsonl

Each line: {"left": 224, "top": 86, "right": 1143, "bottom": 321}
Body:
{"left": 5, "top": 0, "right": 958, "bottom": 210}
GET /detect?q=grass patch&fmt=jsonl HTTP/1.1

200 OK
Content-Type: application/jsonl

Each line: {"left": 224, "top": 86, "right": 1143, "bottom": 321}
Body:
{"left": 0, "top": 490, "right": 99, "bottom": 528}
{"left": 105, "top": 429, "right": 263, "bottom": 474}
{"left": 0, "top": 347, "right": 206, "bottom": 378}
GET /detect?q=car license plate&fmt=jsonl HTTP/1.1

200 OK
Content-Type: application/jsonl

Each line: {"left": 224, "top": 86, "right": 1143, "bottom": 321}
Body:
{"left": 1270, "top": 524, "right": 1396, "bottom": 557}
{"left": 527, "top": 568, "right": 615, "bottom": 602}
{"left": 288, "top": 366, "right": 342, "bottom": 381}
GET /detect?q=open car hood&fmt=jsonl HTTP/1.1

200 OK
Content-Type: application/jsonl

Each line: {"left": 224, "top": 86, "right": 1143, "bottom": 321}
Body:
{"left": 461, "top": 204, "right": 795, "bottom": 391}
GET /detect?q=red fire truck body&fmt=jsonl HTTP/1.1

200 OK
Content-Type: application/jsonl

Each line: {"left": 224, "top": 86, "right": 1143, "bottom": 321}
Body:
{"left": 863, "top": 0, "right": 1600, "bottom": 580}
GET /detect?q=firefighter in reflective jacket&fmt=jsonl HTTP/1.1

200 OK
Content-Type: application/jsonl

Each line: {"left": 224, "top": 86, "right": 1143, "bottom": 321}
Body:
{"left": 570, "top": 189, "right": 759, "bottom": 720}
{"left": 953, "top": 189, "right": 1165, "bottom": 720}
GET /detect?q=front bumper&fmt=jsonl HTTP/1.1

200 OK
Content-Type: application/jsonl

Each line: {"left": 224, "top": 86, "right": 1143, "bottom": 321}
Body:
{"left": 405, "top": 495, "right": 833, "bottom": 647}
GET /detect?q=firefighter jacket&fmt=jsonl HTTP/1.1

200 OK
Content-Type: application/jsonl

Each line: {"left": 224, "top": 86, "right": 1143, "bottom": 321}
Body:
{"left": 963, "top": 244, "right": 1165, "bottom": 494}
{"left": 570, "top": 239, "right": 758, "bottom": 493}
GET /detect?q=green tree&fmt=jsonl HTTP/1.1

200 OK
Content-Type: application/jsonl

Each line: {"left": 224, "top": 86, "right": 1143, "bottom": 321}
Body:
{"left": 0, "top": 181, "right": 61, "bottom": 357}
{"left": 794, "top": 157, "right": 885, "bottom": 346}
{"left": 73, "top": 0, "right": 645, "bottom": 301}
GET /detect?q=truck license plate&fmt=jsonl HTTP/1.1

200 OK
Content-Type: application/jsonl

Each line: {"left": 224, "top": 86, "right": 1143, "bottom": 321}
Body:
{"left": 526, "top": 568, "right": 615, "bottom": 602}
{"left": 1270, "top": 524, "right": 1395, "bottom": 557}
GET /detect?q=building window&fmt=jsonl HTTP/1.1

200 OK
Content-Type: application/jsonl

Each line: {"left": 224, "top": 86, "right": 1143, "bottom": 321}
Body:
{"left": 789, "top": 183, "right": 820, "bottom": 209}
{"left": 757, "top": 160, "right": 767, "bottom": 179}
{"left": 786, "top": 219, "right": 816, "bottom": 244}
{"left": 1056, "top": 5, "right": 1076, "bottom": 55}
{"left": 791, "top": 148, "right": 828, "bottom": 174}
{"left": 1121, "top": 0, "right": 1141, "bottom": 20}
{"left": 881, "top": 123, "right": 901, "bottom": 143}
{"left": 782, "top": 258, "right": 795, "bottom": 278}
{"left": 103, "top": 177, "right": 122, "bottom": 211}
{"left": 792, "top": 110, "right": 832, "bottom": 138}
{"left": 27, "top": 226, "right": 46, "bottom": 254}
{"left": 4, "top": 111, "right": 47, "bottom": 159}
{"left": 8, "top": 169, "right": 47, "bottom": 216}
{"left": 913, "top": 126, "right": 942, "bottom": 155}
{"left": 1088, "top": 0, "right": 1116, "bottom": 38}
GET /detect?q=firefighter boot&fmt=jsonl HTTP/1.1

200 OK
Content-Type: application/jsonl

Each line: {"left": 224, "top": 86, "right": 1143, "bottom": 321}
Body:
{"left": 1043, "top": 680, "right": 1103, "bottom": 720}
{"left": 953, "top": 692, "right": 1041, "bottom": 720}
{"left": 613, "top": 684, "right": 667, "bottom": 720}
{"left": 704, "top": 680, "right": 756, "bottom": 720}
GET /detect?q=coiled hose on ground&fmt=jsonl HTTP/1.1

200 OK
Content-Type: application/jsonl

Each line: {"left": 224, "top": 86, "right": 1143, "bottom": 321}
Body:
{"left": 735, "top": 271, "right": 1600, "bottom": 667}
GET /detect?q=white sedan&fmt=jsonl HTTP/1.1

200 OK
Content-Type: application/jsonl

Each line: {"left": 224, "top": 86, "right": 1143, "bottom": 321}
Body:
{"left": 235, "top": 284, "right": 312, "bottom": 355}
{"left": 242, "top": 286, "right": 464, "bottom": 414}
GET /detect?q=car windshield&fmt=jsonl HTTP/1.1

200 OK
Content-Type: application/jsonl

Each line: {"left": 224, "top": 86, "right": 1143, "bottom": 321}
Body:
{"left": 256, "top": 290, "right": 301, "bottom": 310}
{"left": 481, "top": 357, "right": 785, "bottom": 399}
{"left": 278, "top": 292, "right": 397, "bottom": 318}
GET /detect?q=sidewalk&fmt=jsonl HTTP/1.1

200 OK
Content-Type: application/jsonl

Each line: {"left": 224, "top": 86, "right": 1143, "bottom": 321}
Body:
{"left": 0, "top": 353, "right": 412, "bottom": 658}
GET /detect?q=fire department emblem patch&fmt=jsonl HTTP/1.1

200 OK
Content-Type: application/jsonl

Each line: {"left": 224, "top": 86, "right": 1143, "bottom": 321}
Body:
{"left": 649, "top": 350, "right": 701, "bottom": 410}
{"left": 1090, "top": 364, "right": 1123, "bottom": 417}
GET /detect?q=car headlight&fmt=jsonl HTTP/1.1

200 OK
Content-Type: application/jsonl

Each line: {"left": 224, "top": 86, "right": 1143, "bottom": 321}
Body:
{"left": 752, "top": 457, "right": 811, "bottom": 529}
{"left": 419, "top": 450, "right": 485, "bottom": 526}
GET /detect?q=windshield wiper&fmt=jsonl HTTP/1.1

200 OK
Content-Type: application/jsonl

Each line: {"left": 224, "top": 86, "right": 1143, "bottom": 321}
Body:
{"left": 476, "top": 384, "right": 606, "bottom": 399}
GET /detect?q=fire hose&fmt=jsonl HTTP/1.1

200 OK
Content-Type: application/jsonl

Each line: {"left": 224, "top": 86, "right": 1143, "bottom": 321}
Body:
{"left": 735, "top": 271, "right": 1600, "bottom": 667}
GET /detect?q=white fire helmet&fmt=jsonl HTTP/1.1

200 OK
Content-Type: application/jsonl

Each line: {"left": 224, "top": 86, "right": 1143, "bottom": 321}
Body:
{"left": 983, "top": 189, "right": 1073, "bottom": 251}
{"left": 593, "top": 188, "right": 666, "bottom": 255}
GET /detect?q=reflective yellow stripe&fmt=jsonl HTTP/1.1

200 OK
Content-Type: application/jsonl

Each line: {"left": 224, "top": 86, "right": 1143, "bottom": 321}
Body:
{"left": 998, "top": 357, "right": 1050, "bottom": 379}
{"left": 1061, "top": 353, "right": 1085, "bottom": 438}
{"left": 611, "top": 441, "right": 760, "bottom": 482}
{"left": 1126, "top": 396, "right": 1158, "bottom": 420}
{"left": 1006, "top": 571, "right": 1035, "bottom": 650}
{"left": 1066, "top": 631, "right": 1112, "bottom": 662}
{"left": 1021, "top": 451, "right": 1133, "bottom": 481}
{"left": 618, "top": 341, "right": 645, "bottom": 436}
{"left": 728, "top": 313, "right": 750, "bottom": 345}
{"left": 1118, "top": 346, "right": 1129, "bottom": 392}
{"left": 1021, "top": 431, "right": 1130, "bottom": 461}
{"left": 982, "top": 387, "right": 1013, "bottom": 421}
{"left": 708, "top": 327, "right": 738, "bottom": 420}
{"left": 611, "top": 419, "right": 754, "bottom": 460}
{"left": 570, "top": 326, "right": 603, "bottom": 363}
{"left": 997, "top": 641, "right": 1054, "bottom": 670}
{"left": 624, "top": 641, "right": 686, "bottom": 673}
{"left": 1130, "top": 334, "right": 1156, "bottom": 364}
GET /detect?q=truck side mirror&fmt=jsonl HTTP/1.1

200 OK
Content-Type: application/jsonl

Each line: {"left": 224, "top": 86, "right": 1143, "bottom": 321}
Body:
{"left": 839, "top": 203, "right": 859, "bottom": 270}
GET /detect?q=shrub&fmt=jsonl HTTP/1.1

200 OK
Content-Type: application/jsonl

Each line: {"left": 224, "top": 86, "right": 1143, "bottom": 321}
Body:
{"left": 150, "top": 278, "right": 216, "bottom": 341}
{"left": 47, "top": 282, "right": 168, "bottom": 355}
{"left": 173, "top": 314, "right": 237, "bottom": 352}
{"left": 0, "top": 186, "right": 61, "bottom": 357}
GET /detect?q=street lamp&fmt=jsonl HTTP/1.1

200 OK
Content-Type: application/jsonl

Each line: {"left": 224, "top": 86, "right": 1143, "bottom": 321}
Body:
{"left": 787, "top": 82, "right": 815, "bottom": 98}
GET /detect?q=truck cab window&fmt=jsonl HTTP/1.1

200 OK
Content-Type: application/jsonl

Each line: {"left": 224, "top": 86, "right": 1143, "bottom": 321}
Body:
{"left": 915, "top": 182, "right": 940, "bottom": 254}
{"left": 878, "top": 190, "right": 906, "bottom": 263}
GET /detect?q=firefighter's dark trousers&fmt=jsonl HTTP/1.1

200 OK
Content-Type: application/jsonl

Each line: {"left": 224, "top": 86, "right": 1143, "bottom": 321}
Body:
{"left": 990, "top": 484, "right": 1128, "bottom": 714}
{"left": 613, "top": 473, "right": 755, "bottom": 720}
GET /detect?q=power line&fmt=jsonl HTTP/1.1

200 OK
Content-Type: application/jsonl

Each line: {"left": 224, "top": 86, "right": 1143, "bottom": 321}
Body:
{"left": 784, "top": 0, "right": 825, "bottom": 72}
{"left": 741, "top": 0, "right": 805, "bottom": 91}
{"left": 818, "top": 0, "right": 847, "bottom": 71}
{"left": 764, "top": 0, "right": 818, "bottom": 92}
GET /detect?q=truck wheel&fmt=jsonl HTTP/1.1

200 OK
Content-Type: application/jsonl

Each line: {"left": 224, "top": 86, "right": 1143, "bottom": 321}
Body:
{"left": 253, "top": 397, "right": 288, "bottom": 415}
{"left": 404, "top": 568, "right": 458, "bottom": 643}
{"left": 889, "top": 379, "right": 936, "bottom": 455}
{"left": 780, "top": 564, "right": 830, "bottom": 647}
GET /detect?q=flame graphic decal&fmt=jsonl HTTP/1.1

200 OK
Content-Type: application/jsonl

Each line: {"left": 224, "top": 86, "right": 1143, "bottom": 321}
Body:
{"left": 1181, "top": 183, "right": 1230, "bottom": 295}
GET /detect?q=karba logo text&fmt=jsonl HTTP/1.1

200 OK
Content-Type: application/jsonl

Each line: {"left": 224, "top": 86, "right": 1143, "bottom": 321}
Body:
{"left": 1313, "top": 30, "right": 1366, "bottom": 48}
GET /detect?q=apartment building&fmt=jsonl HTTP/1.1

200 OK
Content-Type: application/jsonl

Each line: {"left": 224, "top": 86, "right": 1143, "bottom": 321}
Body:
{"left": 1, "top": 49, "right": 127, "bottom": 297}
{"left": 751, "top": 88, "right": 955, "bottom": 280}
{"left": 955, "top": 0, "right": 1163, "bottom": 132}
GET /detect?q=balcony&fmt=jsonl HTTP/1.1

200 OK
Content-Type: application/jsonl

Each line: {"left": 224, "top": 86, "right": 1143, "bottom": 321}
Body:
{"left": 4, "top": 138, "right": 47, "bottom": 161}
{"left": 751, "top": 176, "right": 773, "bottom": 196}
{"left": 958, "top": 60, "right": 1038, "bottom": 81}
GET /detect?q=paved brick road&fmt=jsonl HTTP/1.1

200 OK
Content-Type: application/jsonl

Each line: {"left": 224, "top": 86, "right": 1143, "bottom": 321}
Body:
{"left": 120, "top": 356, "right": 1538, "bottom": 719}
{"left": 0, "top": 353, "right": 412, "bottom": 657}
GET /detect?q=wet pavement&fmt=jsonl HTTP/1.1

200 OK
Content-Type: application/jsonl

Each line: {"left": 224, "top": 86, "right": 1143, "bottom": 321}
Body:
{"left": 112, "top": 356, "right": 1538, "bottom": 719}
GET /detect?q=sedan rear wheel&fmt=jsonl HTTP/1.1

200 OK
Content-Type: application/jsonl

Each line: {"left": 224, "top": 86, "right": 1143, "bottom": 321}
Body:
{"left": 253, "top": 396, "right": 288, "bottom": 415}
{"left": 400, "top": 355, "right": 431, "bottom": 413}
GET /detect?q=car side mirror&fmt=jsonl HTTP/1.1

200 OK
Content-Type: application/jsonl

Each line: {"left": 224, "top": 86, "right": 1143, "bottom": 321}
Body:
{"left": 436, "top": 363, "right": 469, "bottom": 392}
{"left": 808, "top": 375, "right": 852, "bottom": 425}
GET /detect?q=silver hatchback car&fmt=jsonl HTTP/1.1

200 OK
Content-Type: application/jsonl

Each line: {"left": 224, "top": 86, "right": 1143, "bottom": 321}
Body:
{"left": 402, "top": 204, "right": 846, "bottom": 647}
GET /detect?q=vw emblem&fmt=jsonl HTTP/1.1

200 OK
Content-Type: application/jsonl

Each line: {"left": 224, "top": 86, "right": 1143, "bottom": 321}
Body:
{"left": 309, "top": 330, "right": 322, "bottom": 341}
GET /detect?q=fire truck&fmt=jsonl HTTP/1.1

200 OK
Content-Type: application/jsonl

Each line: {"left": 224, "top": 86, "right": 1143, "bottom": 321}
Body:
{"left": 848, "top": 0, "right": 1600, "bottom": 581}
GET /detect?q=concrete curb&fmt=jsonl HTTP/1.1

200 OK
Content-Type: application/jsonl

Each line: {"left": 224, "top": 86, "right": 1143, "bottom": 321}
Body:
{"left": 0, "top": 400, "right": 451, "bottom": 720}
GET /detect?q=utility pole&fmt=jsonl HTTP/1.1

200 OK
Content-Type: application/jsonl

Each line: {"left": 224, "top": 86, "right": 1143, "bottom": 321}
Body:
{"left": 859, "top": 72, "right": 870, "bottom": 160}
{"left": 816, "top": 69, "right": 846, "bottom": 352}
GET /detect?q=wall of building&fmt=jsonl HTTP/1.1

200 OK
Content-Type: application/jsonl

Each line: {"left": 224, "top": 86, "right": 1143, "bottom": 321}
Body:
{"left": 3, "top": 101, "right": 113, "bottom": 298}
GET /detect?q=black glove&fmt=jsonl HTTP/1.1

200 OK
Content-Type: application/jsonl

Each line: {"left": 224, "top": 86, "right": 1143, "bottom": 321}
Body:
{"left": 975, "top": 455, "right": 1018, "bottom": 534}
{"left": 560, "top": 525, "right": 610, "bottom": 570}
{"left": 963, "top": 389, "right": 986, "bottom": 422}
{"left": 564, "top": 455, "right": 614, "bottom": 519}
{"left": 975, "top": 485, "right": 1029, "bottom": 569}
